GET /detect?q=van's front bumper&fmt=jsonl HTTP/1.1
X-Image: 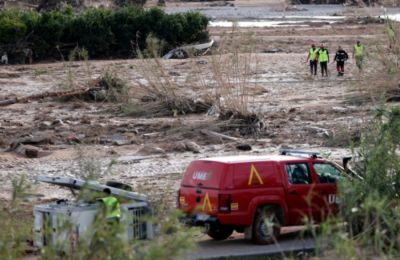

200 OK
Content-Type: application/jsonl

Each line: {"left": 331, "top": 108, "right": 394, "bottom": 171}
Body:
{"left": 180, "top": 214, "right": 218, "bottom": 227}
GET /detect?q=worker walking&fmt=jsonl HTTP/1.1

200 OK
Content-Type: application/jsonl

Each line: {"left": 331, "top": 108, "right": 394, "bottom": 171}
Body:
{"left": 90, "top": 188, "right": 121, "bottom": 255}
{"left": 306, "top": 44, "right": 318, "bottom": 76}
{"left": 334, "top": 46, "right": 349, "bottom": 76}
{"left": 317, "top": 44, "right": 329, "bottom": 77}
{"left": 100, "top": 188, "right": 121, "bottom": 224}
{"left": 353, "top": 40, "right": 365, "bottom": 72}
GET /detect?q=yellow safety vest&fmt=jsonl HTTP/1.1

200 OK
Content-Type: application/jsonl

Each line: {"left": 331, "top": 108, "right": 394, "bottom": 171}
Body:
{"left": 101, "top": 196, "right": 121, "bottom": 219}
{"left": 309, "top": 48, "right": 318, "bottom": 61}
{"left": 354, "top": 44, "right": 364, "bottom": 57}
{"left": 318, "top": 49, "right": 329, "bottom": 62}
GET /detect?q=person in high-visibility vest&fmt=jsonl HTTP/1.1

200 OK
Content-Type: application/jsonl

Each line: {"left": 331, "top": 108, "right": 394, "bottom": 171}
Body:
{"left": 306, "top": 44, "right": 318, "bottom": 76}
{"left": 100, "top": 188, "right": 121, "bottom": 224}
{"left": 317, "top": 44, "right": 329, "bottom": 77}
{"left": 353, "top": 40, "right": 365, "bottom": 72}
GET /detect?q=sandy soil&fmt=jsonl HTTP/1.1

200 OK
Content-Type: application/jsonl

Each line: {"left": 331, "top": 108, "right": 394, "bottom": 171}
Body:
{"left": 0, "top": 3, "right": 396, "bottom": 207}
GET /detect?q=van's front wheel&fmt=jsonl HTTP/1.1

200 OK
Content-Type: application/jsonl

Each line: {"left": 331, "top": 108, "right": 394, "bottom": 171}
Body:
{"left": 252, "top": 207, "right": 280, "bottom": 244}
{"left": 207, "top": 225, "right": 233, "bottom": 240}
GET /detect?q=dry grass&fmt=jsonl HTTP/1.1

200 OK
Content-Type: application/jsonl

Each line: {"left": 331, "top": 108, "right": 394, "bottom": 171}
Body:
{"left": 126, "top": 35, "right": 213, "bottom": 117}
{"left": 210, "top": 27, "right": 259, "bottom": 116}
{"left": 126, "top": 32, "right": 265, "bottom": 136}
{"left": 347, "top": 20, "right": 400, "bottom": 105}
{"left": 208, "top": 27, "right": 265, "bottom": 137}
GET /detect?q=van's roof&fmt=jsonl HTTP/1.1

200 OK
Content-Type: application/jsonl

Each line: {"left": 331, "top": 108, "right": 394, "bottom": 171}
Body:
{"left": 198, "top": 155, "right": 320, "bottom": 164}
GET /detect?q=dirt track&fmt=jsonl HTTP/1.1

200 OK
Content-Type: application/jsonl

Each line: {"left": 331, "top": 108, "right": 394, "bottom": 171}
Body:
{"left": 0, "top": 3, "right": 396, "bottom": 207}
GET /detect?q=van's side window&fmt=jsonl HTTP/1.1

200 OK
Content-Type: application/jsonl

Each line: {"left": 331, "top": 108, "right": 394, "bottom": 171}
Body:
{"left": 313, "top": 163, "right": 341, "bottom": 184}
{"left": 286, "top": 163, "right": 312, "bottom": 185}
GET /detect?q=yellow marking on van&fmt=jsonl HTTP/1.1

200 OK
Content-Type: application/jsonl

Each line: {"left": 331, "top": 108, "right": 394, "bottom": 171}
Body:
{"left": 248, "top": 164, "right": 264, "bottom": 186}
{"left": 202, "top": 193, "right": 213, "bottom": 212}
{"left": 231, "top": 202, "right": 239, "bottom": 211}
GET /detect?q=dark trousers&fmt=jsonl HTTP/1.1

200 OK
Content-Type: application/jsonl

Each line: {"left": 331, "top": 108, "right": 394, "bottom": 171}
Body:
{"left": 310, "top": 60, "right": 317, "bottom": 75}
{"left": 320, "top": 62, "right": 328, "bottom": 76}
{"left": 336, "top": 61, "right": 345, "bottom": 74}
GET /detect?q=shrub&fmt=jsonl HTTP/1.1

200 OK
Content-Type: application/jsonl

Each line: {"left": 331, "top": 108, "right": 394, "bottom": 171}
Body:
{"left": 0, "top": 11, "right": 29, "bottom": 46}
{"left": 69, "top": 8, "right": 114, "bottom": 57}
{"left": 32, "top": 8, "right": 74, "bottom": 58}
{"left": 0, "top": 7, "right": 209, "bottom": 62}
{"left": 317, "top": 106, "right": 400, "bottom": 258}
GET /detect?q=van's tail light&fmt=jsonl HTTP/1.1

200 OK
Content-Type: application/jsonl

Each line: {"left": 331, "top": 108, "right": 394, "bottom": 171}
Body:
{"left": 218, "top": 194, "right": 231, "bottom": 213}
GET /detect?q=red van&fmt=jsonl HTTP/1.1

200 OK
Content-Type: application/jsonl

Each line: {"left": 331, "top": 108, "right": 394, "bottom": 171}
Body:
{"left": 178, "top": 150, "right": 352, "bottom": 244}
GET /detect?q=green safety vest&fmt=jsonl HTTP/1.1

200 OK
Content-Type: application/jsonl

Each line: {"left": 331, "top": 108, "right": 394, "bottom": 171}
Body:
{"left": 309, "top": 48, "right": 318, "bottom": 61}
{"left": 101, "top": 196, "right": 121, "bottom": 219}
{"left": 354, "top": 44, "right": 364, "bottom": 57}
{"left": 318, "top": 49, "right": 329, "bottom": 62}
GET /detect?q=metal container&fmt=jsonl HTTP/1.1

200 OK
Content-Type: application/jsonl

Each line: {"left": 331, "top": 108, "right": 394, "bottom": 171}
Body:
{"left": 33, "top": 176, "right": 154, "bottom": 252}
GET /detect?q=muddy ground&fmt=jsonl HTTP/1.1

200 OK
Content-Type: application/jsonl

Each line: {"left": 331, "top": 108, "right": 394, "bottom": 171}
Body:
{"left": 0, "top": 3, "right": 397, "bottom": 208}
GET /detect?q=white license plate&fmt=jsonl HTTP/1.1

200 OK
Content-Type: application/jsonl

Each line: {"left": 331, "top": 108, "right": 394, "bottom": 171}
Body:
{"left": 196, "top": 214, "right": 210, "bottom": 221}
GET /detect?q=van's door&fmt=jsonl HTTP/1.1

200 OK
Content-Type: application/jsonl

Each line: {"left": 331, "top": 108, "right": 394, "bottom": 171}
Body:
{"left": 179, "top": 160, "right": 231, "bottom": 215}
{"left": 310, "top": 162, "right": 340, "bottom": 220}
{"left": 283, "top": 162, "right": 319, "bottom": 225}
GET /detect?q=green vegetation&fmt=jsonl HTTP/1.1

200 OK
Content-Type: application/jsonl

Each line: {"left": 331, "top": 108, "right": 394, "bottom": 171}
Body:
{"left": 0, "top": 175, "right": 34, "bottom": 259}
{"left": 0, "top": 173, "right": 196, "bottom": 259}
{"left": 38, "top": 208, "right": 196, "bottom": 260}
{"left": 317, "top": 106, "right": 400, "bottom": 258}
{"left": 0, "top": 7, "right": 209, "bottom": 62}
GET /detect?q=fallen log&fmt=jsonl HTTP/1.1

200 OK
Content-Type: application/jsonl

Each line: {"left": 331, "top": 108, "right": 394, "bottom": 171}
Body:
{"left": 200, "top": 129, "right": 241, "bottom": 142}
{"left": 0, "top": 85, "right": 100, "bottom": 107}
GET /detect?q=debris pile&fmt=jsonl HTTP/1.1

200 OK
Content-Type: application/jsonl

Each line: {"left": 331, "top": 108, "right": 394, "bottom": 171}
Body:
{"left": 125, "top": 96, "right": 213, "bottom": 117}
{"left": 84, "top": 71, "right": 128, "bottom": 102}
{"left": 0, "top": 72, "right": 128, "bottom": 106}
{"left": 218, "top": 110, "right": 265, "bottom": 138}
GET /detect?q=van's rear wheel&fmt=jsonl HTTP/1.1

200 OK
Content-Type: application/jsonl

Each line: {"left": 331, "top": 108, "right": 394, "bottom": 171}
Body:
{"left": 252, "top": 207, "right": 280, "bottom": 245}
{"left": 207, "top": 226, "right": 233, "bottom": 240}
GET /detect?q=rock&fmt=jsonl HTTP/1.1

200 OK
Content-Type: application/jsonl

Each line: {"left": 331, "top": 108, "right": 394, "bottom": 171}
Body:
{"left": 169, "top": 71, "right": 180, "bottom": 76}
{"left": 25, "top": 145, "right": 40, "bottom": 158}
{"left": 172, "top": 141, "right": 187, "bottom": 152}
{"left": 66, "top": 134, "right": 81, "bottom": 144}
{"left": 80, "top": 117, "right": 91, "bottom": 124}
{"left": 185, "top": 141, "right": 201, "bottom": 153}
{"left": 10, "top": 134, "right": 54, "bottom": 149}
{"left": 107, "top": 149, "right": 119, "bottom": 155}
{"left": 11, "top": 143, "right": 41, "bottom": 158}
{"left": 52, "top": 119, "right": 65, "bottom": 126}
{"left": 332, "top": 106, "right": 352, "bottom": 114}
{"left": 39, "top": 121, "right": 53, "bottom": 129}
{"left": 141, "top": 95, "right": 157, "bottom": 102}
{"left": 305, "top": 126, "right": 332, "bottom": 138}
{"left": 100, "top": 134, "right": 131, "bottom": 146}
{"left": 236, "top": 143, "right": 252, "bottom": 151}
{"left": 263, "top": 48, "right": 284, "bottom": 53}
{"left": 138, "top": 145, "right": 165, "bottom": 155}
{"left": 13, "top": 143, "right": 25, "bottom": 154}
{"left": 168, "top": 141, "right": 200, "bottom": 153}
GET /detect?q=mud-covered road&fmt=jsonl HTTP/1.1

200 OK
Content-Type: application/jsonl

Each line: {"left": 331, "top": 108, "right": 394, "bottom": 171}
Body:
{"left": 190, "top": 227, "right": 315, "bottom": 259}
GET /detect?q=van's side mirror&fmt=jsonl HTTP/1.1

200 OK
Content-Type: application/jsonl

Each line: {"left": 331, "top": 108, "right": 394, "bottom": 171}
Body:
{"left": 342, "top": 156, "right": 352, "bottom": 172}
